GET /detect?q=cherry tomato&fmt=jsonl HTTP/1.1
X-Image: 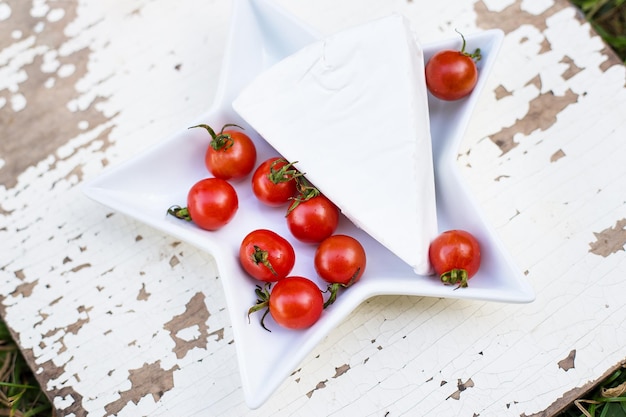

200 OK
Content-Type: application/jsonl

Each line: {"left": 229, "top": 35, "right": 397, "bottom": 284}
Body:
{"left": 269, "top": 277, "right": 323, "bottom": 330}
{"left": 239, "top": 229, "right": 295, "bottom": 282}
{"left": 425, "top": 33, "right": 481, "bottom": 101}
{"left": 251, "top": 157, "right": 301, "bottom": 206}
{"left": 168, "top": 177, "right": 238, "bottom": 231}
{"left": 428, "top": 229, "right": 481, "bottom": 288}
{"left": 191, "top": 123, "right": 257, "bottom": 181}
{"left": 286, "top": 194, "right": 339, "bottom": 244}
{"left": 315, "top": 234, "right": 366, "bottom": 308}
{"left": 248, "top": 277, "right": 324, "bottom": 331}
{"left": 315, "top": 235, "right": 366, "bottom": 286}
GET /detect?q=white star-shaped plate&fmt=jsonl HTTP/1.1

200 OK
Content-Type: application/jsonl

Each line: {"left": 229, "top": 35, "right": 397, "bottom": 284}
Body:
{"left": 83, "top": 0, "right": 534, "bottom": 408}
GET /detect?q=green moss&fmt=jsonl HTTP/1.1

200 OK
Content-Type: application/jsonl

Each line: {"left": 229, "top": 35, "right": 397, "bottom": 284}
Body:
{"left": 0, "top": 319, "right": 53, "bottom": 417}
{"left": 571, "top": 0, "right": 626, "bottom": 61}
{"left": 558, "top": 365, "right": 626, "bottom": 417}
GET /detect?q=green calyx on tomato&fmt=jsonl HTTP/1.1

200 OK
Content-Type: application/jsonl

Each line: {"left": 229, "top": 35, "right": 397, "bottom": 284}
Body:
{"left": 440, "top": 268, "right": 470, "bottom": 288}
{"left": 286, "top": 176, "right": 320, "bottom": 215}
{"left": 428, "top": 229, "right": 481, "bottom": 289}
{"left": 268, "top": 158, "right": 303, "bottom": 185}
{"left": 167, "top": 205, "right": 191, "bottom": 221}
{"left": 189, "top": 123, "right": 244, "bottom": 151}
{"left": 251, "top": 245, "right": 278, "bottom": 276}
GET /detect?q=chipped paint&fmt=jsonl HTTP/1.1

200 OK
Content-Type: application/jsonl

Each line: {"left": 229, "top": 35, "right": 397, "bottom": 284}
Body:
{"left": 0, "top": 0, "right": 110, "bottom": 190}
{"left": 558, "top": 350, "right": 577, "bottom": 372}
{"left": 333, "top": 364, "right": 350, "bottom": 378}
{"left": 164, "top": 292, "right": 211, "bottom": 359}
{"left": 104, "top": 361, "right": 180, "bottom": 416}
{"left": 550, "top": 148, "right": 566, "bottom": 162}
{"left": 476, "top": 0, "right": 567, "bottom": 34}
{"left": 305, "top": 380, "right": 328, "bottom": 398}
{"left": 447, "top": 378, "right": 475, "bottom": 400}
{"left": 490, "top": 89, "right": 579, "bottom": 154}
{"left": 589, "top": 219, "right": 626, "bottom": 256}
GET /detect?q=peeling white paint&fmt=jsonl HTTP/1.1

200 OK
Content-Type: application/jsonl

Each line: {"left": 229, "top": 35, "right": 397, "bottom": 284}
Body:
{"left": 57, "top": 63, "right": 76, "bottom": 78}
{"left": 10, "top": 93, "right": 26, "bottom": 111}
{"left": 0, "top": 2, "right": 10, "bottom": 21}
{"left": 30, "top": 1, "right": 50, "bottom": 19}
{"left": 521, "top": 0, "right": 554, "bottom": 14}
{"left": 53, "top": 395, "right": 77, "bottom": 410}
{"left": 33, "top": 21, "right": 45, "bottom": 33}
{"left": 47, "top": 8, "right": 65, "bottom": 22}
{"left": 480, "top": 0, "right": 516, "bottom": 12}
{"left": 175, "top": 325, "right": 201, "bottom": 342}
{"left": 41, "top": 50, "right": 60, "bottom": 73}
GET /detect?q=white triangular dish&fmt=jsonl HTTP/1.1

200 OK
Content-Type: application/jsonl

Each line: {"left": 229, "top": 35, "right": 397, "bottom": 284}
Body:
{"left": 83, "top": 0, "right": 534, "bottom": 409}
{"left": 232, "top": 14, "right": 439, "bottom": 277}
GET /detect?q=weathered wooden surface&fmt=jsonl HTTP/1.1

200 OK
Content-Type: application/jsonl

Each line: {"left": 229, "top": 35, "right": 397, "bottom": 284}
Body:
{"left": 1, "top": 0, "right": 625, "bottom": 415}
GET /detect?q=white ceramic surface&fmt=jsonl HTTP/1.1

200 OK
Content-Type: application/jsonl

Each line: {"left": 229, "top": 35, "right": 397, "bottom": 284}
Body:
{"left": 82, "top": 0, "right": 534, "bottom": 408}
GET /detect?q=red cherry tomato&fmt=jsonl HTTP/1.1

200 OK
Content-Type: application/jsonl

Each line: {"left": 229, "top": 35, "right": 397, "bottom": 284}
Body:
{"left": 248, "top": 277, "right": 324, "bottom": 331}
{"left": 315, "top": 234, "right": 366, "bottom": 308}
{"left": 191, "top": 123, "right": 257, "bottom": 181}
{"left": 428, "top": 229, "right": 481, "bottom": 288}
{"left": 286, "top": 194, "right": 339, "bottom": 244}
{"left": 314, "top": 235, "right": 366, "bottom": 286}
{"left": 239, "top": 229, "right": 295, "bottom": 282}
{"left": 269, "top": 277, "right": 323, "bottom": 330}
{"left": 251, "top": 157, "right": 301, "bottom": 206}
{"left": 168, "top": 177, "right": 238, "bottom": 231}
{"left": 425, "top": 33, "right": 481, "bottom": 101}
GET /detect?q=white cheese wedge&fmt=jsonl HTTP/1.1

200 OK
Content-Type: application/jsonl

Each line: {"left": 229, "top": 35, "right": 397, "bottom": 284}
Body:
{"left": 233, "top": 14, "right": 438, "bottom": 275}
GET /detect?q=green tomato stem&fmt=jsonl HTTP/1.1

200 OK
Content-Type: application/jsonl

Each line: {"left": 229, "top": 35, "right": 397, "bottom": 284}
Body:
{"left": 268, "top": 158, "right": 303, "bottom": 184}
{"left": 323, "top": 268, "right": 360, "bottom": 309}
{"left": 323, "top": 283, "right": 342, "bottom": 309}
{"left": 251, "top": 245, "right": 277, "bottom": 276}
{"left": 286, "top": 176, "right": 320, "bottom": 215}
{"left": 189, "top": 123, "right": 244, "bottom": 151}
{"left": 440, "top": 268, "right": 469, "bottom": 288}
{"left": 247, "top": 284, "right": 272, "bottom": 332}
{"left": 167, "top": 205, "right": 192, "bottom": 222}
{"left": 455, "top": 29, "right": 482, "bottom": 62}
